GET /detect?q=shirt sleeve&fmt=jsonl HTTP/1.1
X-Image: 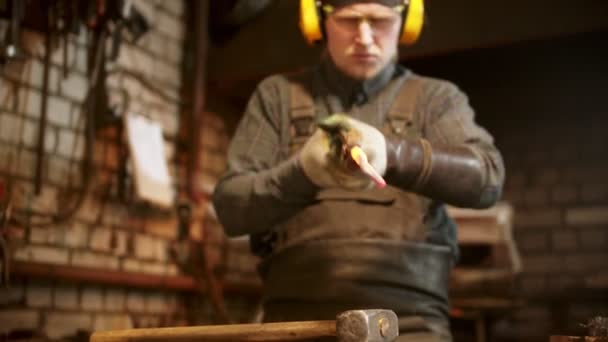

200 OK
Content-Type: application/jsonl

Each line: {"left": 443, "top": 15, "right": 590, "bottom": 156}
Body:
{"left": 423, "top": 80, "right": 505, "bottom": 208}
{"left": 212, "top": 77, "right": 319, "bottom": 237}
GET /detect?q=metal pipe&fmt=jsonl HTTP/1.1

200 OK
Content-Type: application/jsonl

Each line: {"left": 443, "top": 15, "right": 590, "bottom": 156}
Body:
{"left": 187, "top": 0, "right": 209, "bottom": 202}
{"left": 11, "top": 261, "right": 262, "bottom": 295}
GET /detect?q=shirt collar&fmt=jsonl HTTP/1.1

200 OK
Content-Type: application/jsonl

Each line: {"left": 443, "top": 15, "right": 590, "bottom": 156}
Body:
{"left": 321, "top": 54, "right": 397, "bottom": 108}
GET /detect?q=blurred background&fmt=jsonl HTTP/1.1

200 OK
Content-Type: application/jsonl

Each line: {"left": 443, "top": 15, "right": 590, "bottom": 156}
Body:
{"left": 0, "top": 0, "right": 607, "bottom": 341}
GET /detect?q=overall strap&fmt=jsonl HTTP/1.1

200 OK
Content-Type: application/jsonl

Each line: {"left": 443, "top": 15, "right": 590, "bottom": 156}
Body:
{"left": 384, "top": 75, "right": 426, "bottom": 137}
{"left": 287, "top": 73, "right": 317, "bottom": 156}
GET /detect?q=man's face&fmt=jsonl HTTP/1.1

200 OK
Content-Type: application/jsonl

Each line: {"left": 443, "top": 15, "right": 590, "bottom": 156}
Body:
{"left": 324, "top": 3, "right": 402, "bottom": 80}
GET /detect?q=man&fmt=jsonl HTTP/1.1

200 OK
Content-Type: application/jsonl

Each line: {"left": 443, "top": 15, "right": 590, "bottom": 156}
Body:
{"left": 212, "top": 0, "right": 505, "bottom": 340}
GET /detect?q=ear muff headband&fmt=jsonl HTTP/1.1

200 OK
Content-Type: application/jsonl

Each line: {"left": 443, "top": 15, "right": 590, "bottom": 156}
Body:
{"left": 400, "top": 0, "right": 424, "bottom": 45}
{"left": 299, "top": 0, "right": 425, "bottom": 45}
{"left": 299, "top": 0, "right": 323, "bottom": 45}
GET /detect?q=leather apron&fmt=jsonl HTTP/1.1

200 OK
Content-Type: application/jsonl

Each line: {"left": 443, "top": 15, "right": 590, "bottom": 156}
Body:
{"left": 259, "top": 72, "right": 453, "bottom": 341}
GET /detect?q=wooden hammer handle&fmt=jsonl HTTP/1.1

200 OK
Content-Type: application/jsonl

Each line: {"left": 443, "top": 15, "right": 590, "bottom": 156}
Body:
{"left": 90, "top": 320, "right": 337, "bottom": 342}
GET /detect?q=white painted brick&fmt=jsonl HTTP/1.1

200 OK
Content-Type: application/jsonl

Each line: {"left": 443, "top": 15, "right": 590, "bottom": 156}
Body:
{"left": 45, "top": 312, "right": 92, "bottom": 339}
{"left": 71, "top": 251, "right": 119, "bottom": 270}
{"left": 145, "top": 292, "right": 168, "bottom": 313}
{"left": 31, "top": 185, "right": 58, "bottom": 213}
{"left": 164, "top": 143, "right": 175, "bottom": 161}
{"left": 153, "top": 59, "right": 180, "bottom": 87}
{"left": 53, "top": 285, "right": 79, "bottom": 310}
{"left": 26, "top": 282, "right": 52, "bottom": 308}
{"left": 166, "top": 39, "right": 183, "bottom": 65}
{"left": 104, "top": 289, "right": 126, "bottom": 312}
{"left": 0, "top": 145, "right": 14, "bottom": 172}
{"left": 44, "top": 126, "right": 58, "bottom": 154}
{"left": 155, "top": 238, "right": 169, "bottom": 262}
{"left": 90, "top": 227, "right": 113, "bottom": 253}
{"left": 166, "top": 263, "right": 178, "bottom": 276}
{"left": 47, "top": 96, "right": 71, "bottom": 127}
{"left": 60, "top": 72, "right": 89, "bottom": 103}
{"left": 134, "top": 48, "right": 156, "bottom": 75}
{"left": 16, "top": 245, "right": 70, "bottom": 265}
{"left": 566, "top": 206, "right": 608, "bottom": 225}
{"left": 157, "top": 11, "right": 184, "bottom": 41}
{"left": 134, "top": 234, "right": 157, "bottom": 260}
{"left": 65, "top": 221, "right": 89, "bottom": 248}
{"left": 122, "top": 75, "right": 143, "bottom": 97}
{"left": 93, "top": 314, "right": 134, "bottom": 331}
{"left": 0, "top": 113, "right": 21, "bottom": 144}
{"left": 26, "top": 59, "right": 44, "bottom": 88}
{"left": 159, "top": 112, "right": 179, "bottom": 138}
{"left": 0, "top": 286, "right": 25, "bottom": 305}
{"left": 19, "top": 87, "right": 42, "bottom": 119}
{"left": 115, "top": 46, "right": 136, "bottom": 71}
{"left": 21, "top": 118, "right": 39, "bottom": 148}
{"left": 145, "top": 32, "right": 167, "bottom": 60}
{"left": 102, "top": 203, "right": 128, "bottom": 226}
{"left": 46, "top": 226, "right": 68, "bottom": 245}
{"left": 74, "top": 45, "right": 88, "bottom": 74}
{"left": 16, "top": 149, "right": 36, "bottom": 178}
{"left": 82, "top": 287, "right": 104, "bottom": 311}
{"left": 0, "top": 58, "right": 26, "bottom": 82}
{"left": 141, "top": 262, "right": 166, "bottom": 275}
{"left": 0, "top": 309, "right": 39, "bottom": 333}
{"left": 56, "top": 128, "right": 77, "bottom": 158}
{"left": 47, "top": 157, "right": 69, "bottom": 186}
{"left": 113, "top": 230, "right": 129, "bottom": 256}
{"left": 134, "top": 315, "right": 161, "bottom": 328}
{"left": 126, "top": 291, "right": 146, "bottom": 312}
{"left": 122, "top": 258, "right": 142, "bottom": 273}
{"left": 76, "top": 195, "right": 101, "bottom": 223}
{"left": 51, "top": 39, "right": 75, "bottom": 70}
{"left": 29, "top": 227, "right": 50, "bottom": 243}
{"left": 71, "top": 131, "right": 85, "bottom": 160}
{"left": 1, "top": 78, "right": 17, "bottom": 109}
{"left": 12, "top": 246, "right": 30, "bottom": 261}
{"left": 131, "top": 34, "right": 151, "bottom": 51}
{"left": 48, "top": 65, "right": 61, "bottom": 94}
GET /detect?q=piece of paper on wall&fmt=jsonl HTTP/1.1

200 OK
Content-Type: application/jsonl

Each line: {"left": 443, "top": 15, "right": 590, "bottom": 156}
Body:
{"left": 125, "top": 113, "right": 174, "bottom": 208}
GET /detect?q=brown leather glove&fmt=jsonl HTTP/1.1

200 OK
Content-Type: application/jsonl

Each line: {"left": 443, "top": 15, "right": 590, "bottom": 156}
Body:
{"left": 385, "top": 136, "right": 501, "bottom": 208}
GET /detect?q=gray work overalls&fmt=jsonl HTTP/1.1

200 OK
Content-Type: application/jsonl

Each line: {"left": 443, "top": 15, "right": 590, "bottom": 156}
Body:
{"left": 257, "top": 70, "right": 456, "bottom": 342}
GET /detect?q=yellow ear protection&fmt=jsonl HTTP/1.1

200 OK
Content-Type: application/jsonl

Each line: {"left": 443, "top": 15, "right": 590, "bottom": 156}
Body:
{"left": 299, "top": 0, "right": 425, "bottom": 45}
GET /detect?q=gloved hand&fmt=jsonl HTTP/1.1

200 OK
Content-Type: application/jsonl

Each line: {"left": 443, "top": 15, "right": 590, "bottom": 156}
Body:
{"left": 298, "top": 114, "right": 387, "bottom": 190}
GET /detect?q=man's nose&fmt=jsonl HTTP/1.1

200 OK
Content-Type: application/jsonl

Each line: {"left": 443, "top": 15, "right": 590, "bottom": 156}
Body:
{"left": 355, "top": 20, "right": 374, "bottom": 45}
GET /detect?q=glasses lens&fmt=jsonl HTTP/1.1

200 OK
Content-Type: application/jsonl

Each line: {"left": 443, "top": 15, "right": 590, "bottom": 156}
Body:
{"left": 330, "top": 11, "right": 400, "bottom": 33}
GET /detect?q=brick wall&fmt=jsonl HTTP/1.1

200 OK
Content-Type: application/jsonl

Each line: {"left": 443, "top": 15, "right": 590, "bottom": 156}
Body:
{"left": 0, "top": 1, "right": 253, "bottom": 339}
{"left": 409, "top": 32, "right": 608, "bottom": 341}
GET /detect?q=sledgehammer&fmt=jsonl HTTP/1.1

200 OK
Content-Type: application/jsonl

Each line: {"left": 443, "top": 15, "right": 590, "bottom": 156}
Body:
{"left": 90, "top": 309, "right": 398, "bottom": 342}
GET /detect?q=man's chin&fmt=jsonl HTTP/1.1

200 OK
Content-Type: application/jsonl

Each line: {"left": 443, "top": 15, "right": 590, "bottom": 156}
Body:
{"left": 346, "top": 66, "right": 382, "bottom": 81}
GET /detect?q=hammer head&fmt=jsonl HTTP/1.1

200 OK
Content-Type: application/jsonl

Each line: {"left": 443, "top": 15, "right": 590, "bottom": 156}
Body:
{"left": 336, "top": 309, "right": 398, "bottom": 342}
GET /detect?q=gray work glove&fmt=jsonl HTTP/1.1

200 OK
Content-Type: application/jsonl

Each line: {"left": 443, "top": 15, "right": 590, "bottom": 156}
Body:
{"left": 298, "top": 114, "right": 387, "bottom": 190}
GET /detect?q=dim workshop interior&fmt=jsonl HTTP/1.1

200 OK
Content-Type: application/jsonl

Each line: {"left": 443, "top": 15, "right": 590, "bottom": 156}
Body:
{"left": 0, "top": 0, "right": 607, "bottom": 341}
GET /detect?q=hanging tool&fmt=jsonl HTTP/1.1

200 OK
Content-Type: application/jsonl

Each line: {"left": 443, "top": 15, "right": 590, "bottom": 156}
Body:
{"left": 33, "top": 3, "right": 54, "bottom": 195}
{"left": 0, "top": 0, "right": 25, "bottom": 65}
{"left": 0, "top": 179, "right": 12, "bottom": 286}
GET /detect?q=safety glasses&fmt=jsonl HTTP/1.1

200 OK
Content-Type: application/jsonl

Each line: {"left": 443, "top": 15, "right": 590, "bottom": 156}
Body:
{"left": 323, "top": 4, "right": 403, "bottom": 33}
